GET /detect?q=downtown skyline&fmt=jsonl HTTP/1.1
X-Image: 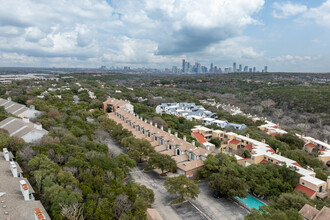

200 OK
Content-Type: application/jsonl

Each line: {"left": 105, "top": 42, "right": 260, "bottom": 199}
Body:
{"left": 0, "top": 0, "right": 330, "bottom": 72}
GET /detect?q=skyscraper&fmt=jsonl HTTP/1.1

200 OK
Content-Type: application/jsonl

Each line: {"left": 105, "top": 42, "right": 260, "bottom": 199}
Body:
{"left": 210, "top": 63, "right": 214, "bottom": 73}
{"left": 182, "top": 59, "right": 186, "bottom": 73}
{"left": 239, "top": 64, "right": 242, "bottom": 72}
{"left": 233, "top": 62, "right": 237, "bottom": 72}
{"left": 264, "top": 66, "right": 268, "bottom": 72}
{"left": 253, "top": 67, "right": 256, "bottom": 72}
{"left": 244, "top": 66, "right": 248, "bottom": 72}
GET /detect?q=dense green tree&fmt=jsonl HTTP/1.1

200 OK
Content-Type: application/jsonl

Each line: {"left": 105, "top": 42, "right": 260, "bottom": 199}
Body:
{"left": 209, "top": 137, "right": 221, "bottom": 148}
{"left": 164, "top": 175, "right": 200, "bottom": 202}
{"left": 245, "top": 206, "right": 303, "bottom": 220}
{"left": 208, "top": 154, "right": 247, "bottom": 198}
{"left": 148, "top": 152, "right": 176, "bottom": 174}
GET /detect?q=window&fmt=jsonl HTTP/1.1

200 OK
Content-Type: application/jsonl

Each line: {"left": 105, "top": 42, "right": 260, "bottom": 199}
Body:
{"left": 302, "top": 182, "right": 304, "bottom": 185}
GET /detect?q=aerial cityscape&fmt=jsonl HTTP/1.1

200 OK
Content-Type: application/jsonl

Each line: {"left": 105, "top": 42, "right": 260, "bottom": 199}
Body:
{"left": 0, "top": 1, "right": 330, "bottom": 220}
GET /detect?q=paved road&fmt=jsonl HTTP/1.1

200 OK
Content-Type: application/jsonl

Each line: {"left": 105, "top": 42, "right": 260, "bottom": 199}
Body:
{"left": 104, "top": 136, "right": 249, "bottom": 220}
{"left": 192, "top": 183, "right": 249, "bottom": 220}
{"left": 129, "top": 164, "right": 249, "bottom": 220}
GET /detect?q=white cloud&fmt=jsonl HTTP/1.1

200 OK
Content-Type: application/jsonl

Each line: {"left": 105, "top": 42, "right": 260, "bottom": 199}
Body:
{"left": 0, "top": 0, "right": 265, "bottom": 67}
{"left": 304, "top": 0, "right": 330, "bottom": 26}
{"left": 273, "top": 2, "right": 307, "bottom": 18}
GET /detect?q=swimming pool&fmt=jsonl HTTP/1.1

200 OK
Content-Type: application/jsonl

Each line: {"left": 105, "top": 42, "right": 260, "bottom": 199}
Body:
{"left": 235, "top": 194, "right": 265, "bottom": 210}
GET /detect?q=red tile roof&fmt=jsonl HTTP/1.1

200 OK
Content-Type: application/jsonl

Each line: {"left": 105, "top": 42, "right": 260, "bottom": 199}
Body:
{"left": 292, "top": 162, "right": 303, "bottom": 168}
{"left": 261, "top": 159, "right": 269, "bottom": 164}
{"left": 229, "top": 139, "right": 240, "bottom": 145}
{"left": 244, "top": 144, "right": 253, "bottom": 151}
{"left": 267, "top": 146, "right": 276, "bottom": 153}
{"left": 305, "top": 143, "right": 315, "bottom": 148}
{"left": 295, "top": 184, "right": 316, "bottom": 197}
{"left": 319, "top": 149, "right": 325, "bottom": 152}
{"left": 192, "top": 132, "right": 207, "bottom": 143}
{"left": 273, "top": 125, "right": 279, "bottom": 129}
{"left": 271, "top": 133, "right": 277, "bottom": 136}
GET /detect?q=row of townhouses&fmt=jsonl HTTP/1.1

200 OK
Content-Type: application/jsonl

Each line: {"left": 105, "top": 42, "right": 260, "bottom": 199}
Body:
{"left": 155, "top": 102, "right": 246, "bottom": 130}
{"left": 0, "top": 97, "right": 41, "bottom": 119}
{"left": 191, "top": 126, "right": 330, "bottom": 200}
{"left": 0, "top": 148, "right": 49, "bottom": 219}
{"left": 200, "top": 99, "right": 329, "bottom": 167}
{"left": 297, "top": 134, "right": 330, "bottom": 167}
{"left": 104, "top": 99, "right": 213, "bottom": 178}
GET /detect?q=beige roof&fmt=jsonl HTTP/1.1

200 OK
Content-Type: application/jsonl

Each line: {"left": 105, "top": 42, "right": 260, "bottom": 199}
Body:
{"left": 0, "top": 98, "right": 29, "bottom": 117}
{"left": 314, "top": 206, "right": 330, "bottom": 220}
{"left": 155, "top": 145, "right": 167, "bottom": 152}
{"left": 0, "top": 117, "right": 48, "bottom": 141}
{"left": 0, "top": 152, "right": 50, "bottom": 220}
{"left": 299, "top": 204, "right": 319, "bottom": 220}
{"left": 173, "top": 154, "right": 189, "bottom": 163}
{"left": 177, "top": 159, "right": 204, "bottom": 172}
{"left": 146, "top": 208, "right": 164, "bottom": 220}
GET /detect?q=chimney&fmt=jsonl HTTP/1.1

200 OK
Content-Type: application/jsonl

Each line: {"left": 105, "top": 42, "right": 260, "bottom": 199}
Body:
{"left": 161, "top": 126, "right": 164, "bottom": 131}
{"left": 154, "top": 123, "right": 157, "bottom": 128}
{"left": 20, "top": 180, "right": 30, "bottom": 201}
{"left": 246, "top": 133, "right": 250, "bottom": 138}
{"left": 168, "top": 128, "right": 171, "bottom": 134}
{"left": 276, "top": 148, "right": 279, "bottom": 153}
{"left": 30, "top": 105, "right": 35, "bottom": 110}
{"left": 144, "top": 119, "right": 147, "bottom": 123}
{"left": 150, "top": 121, "right": 152, "bottom": 125}
{"left": 192, "top": 140, "right": 195, "bottom": 146}
{"left": 7, "top": 97, "right": 12, "bottom": 101}
{"left": 3, "top": 148, "right": 9, "bottom": 161}
{"left": 183, "top": 136, "right": 187, "bottom": 141}
{"left": 279, "top": 152, "right": 281, "bottom": 156}
{"left": 34, "top": 122, "right": 42, "bottom": 130}
{"left": 34, "top": 208, "right": 46, "bottom": 220}
{"left": 261, "top": 139, "right": 266, "bottom": 144}
{"left": 175, "top": 132, "right": 178, "bottom": 137}
{"left": 10, "top": 161, "right": 18, "bottom": 177}
{"left": 327, "top": 176, "right": 330, "bottom": 191}
{"left": 23, "top": 117, "right": 30, "bottom": 123}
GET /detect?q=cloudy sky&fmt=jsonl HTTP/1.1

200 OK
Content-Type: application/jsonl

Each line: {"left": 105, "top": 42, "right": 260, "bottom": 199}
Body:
{"left": 0, "top": 0, "right": 330, "bottom": 72}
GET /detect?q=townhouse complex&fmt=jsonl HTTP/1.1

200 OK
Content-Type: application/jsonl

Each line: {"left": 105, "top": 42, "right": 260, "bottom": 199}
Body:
{"left": 0, "top": 97, "right": 41, "bottom": 119}
{"left": 297, "top": 134, "right": 330, "bottom": 167}
{"left": 0, "top": 148, "right": 49, "bottom": 219}
{"left": 191, "top": 125, "right": 330, "bottom": 200}
{"left": 0, "top": 117, "right": 48, "bottom": 143}
{"left": 155, "top": 102, "right": 246, "bottom": 130}
{"left": 104, "top": 98, "right": 213, "bottom": 178}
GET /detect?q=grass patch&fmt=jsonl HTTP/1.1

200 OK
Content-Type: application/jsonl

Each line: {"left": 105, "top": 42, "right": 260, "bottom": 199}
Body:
{"left": 170, "top": 198, "right": 186, "bottom": 205}
{"left": 144, "top": 167, "right": 154, "bottom": 172}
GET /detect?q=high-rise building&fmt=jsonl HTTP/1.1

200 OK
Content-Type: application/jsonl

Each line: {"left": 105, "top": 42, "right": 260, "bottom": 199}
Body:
{"left": 253, "top": 67, "right": 256, "bottom": 72}
{"left": 264, "top": 66, "right": 268, "bottom": 72}
{"left": 172, "top": 66, "right": 178, "bottom": 73}
{"left": 239, "top": 64, "right": 242, "bottom": 72}
{"left": 243, "top": 66, "right": 248, "bottom": 72}
{"left": 249, "top": 68, "right": 252, "bottom": 72}
{"left": 233, "top": 62, "right": 237, "bottom": 72}
{"left": 210, "top": 63, "right": 214, "bottom": 73}
{"left": 182, "top": 59, "right": 186, "bottom": 73}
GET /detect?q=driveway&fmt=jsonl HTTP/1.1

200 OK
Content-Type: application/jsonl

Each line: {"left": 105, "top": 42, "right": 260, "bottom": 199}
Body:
{"left": 129, "top": 164, "right": 249, "bottom": 220}
{"left": 192, "top": 183, "right": 249, "bottom": 220}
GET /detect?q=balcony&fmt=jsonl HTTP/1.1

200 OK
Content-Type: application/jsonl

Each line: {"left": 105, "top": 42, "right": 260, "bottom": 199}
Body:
{"left": 316, "top": 191, "right": 329, "bottom": 199}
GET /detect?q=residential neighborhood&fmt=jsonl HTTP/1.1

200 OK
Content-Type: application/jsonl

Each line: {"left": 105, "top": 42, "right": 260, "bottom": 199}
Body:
{"left": 156, "top": 102, "right": 246, "bottom": 130}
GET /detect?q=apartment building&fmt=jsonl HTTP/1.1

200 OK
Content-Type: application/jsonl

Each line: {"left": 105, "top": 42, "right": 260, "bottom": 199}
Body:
{"left": 0, "top": 117, "right": 48, "bottom": 143}
{"left": 192, "top": 126, "right": 330, "bottom": 199}
{"left": 0, "top": 97, "right": 41, "bottom": 119}
{"left": 104, "top": 99, "right": 212, "bottom": 178}
{"left": 156, "top": 103, "right": 246, "bottom": 130}
{"left": 0, "top": 148, "right": 49, "bottom": 219}
{"left": 258, "top": 120, "right": 288, "bottom": 136}
{"left": 296, "top": 134, "right": 330, "bottom": 167}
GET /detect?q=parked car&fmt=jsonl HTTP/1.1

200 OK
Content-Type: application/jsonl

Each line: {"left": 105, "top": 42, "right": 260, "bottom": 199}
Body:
{"left": 213, "top": 190, "right": 225, "bottom": 199}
